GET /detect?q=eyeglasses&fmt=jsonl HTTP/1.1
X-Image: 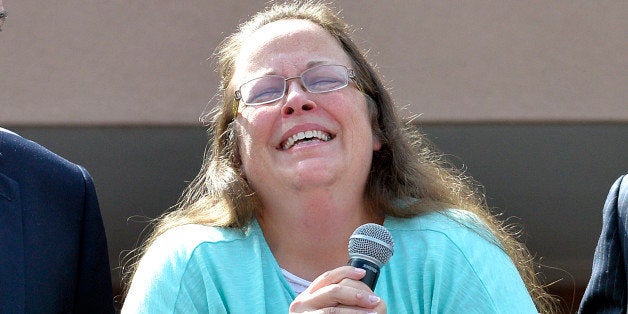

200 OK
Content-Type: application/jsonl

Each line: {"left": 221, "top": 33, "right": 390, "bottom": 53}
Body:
{"left": 234, "top": 64, "right": 355, "bottom": 106}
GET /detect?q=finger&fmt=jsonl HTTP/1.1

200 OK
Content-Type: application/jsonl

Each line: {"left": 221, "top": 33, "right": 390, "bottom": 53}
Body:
{"left": 330, "top": 301, "right": 388, "bottom": 314}
{"left": 321, "top": 285, "right": 381, "bottom": 309}
{"left": 307, "top": 266, "right": 367, "bottom": 293}
{"left": 316, "top": 305, "right": 381, "bottom": 314}
{"left": 294, "top": 284, "right": 381, "bottom": 311}
{"left": 338, "top": 277, "right": 374, "bottom": 292}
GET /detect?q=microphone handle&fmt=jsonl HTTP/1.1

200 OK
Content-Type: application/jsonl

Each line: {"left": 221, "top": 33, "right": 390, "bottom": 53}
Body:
{"left": 348, "top": 258, "right": 380, "bottom": 290}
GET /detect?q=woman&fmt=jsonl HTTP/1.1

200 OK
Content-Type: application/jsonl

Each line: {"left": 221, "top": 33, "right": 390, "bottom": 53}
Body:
{"left": 122, "top": 1, "right": 559, "bottom": 313}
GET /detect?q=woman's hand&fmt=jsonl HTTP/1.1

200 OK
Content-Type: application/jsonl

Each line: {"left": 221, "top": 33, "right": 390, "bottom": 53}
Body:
{"left": 289, "top": 266, "right": 387, "bottom": 314}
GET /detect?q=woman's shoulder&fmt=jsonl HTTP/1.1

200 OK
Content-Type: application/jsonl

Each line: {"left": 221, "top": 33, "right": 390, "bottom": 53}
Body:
{"left": 387, "top": 208, "right": 488, "bottom": 232}
{"left": 134, "top": 224, "right": 251, "bottom": 274}
{"left": 124, "top": 224, "right": 240, "bottom": 311}
{"left": 148, "top": 224, "right": 250, "bottom": 258}
{"left": 384, "top": 210, "right": 536, "bottom": 311}
{"left": 385, "top": 209, "right": 500, "bottom": 251}
{"left": 160, "top": 223, "right": 247, "bottom": 243}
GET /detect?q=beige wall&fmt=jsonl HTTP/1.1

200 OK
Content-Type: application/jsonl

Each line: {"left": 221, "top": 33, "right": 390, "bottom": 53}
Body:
{"left": 1, "top": 1, "right": 626, "bottom": 125}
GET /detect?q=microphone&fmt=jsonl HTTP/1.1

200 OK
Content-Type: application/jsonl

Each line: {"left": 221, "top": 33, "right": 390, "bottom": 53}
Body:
{"left": 348, "top": 223, "right": 394, "bottom": 290}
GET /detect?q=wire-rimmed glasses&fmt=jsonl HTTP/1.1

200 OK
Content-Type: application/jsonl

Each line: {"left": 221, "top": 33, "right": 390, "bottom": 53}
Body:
{"left": 234, "top": 64, "right": 355, "bottom": 106}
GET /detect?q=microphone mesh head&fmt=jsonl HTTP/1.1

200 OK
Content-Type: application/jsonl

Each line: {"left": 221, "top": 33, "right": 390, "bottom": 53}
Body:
{"left": 348, "top": 223, "right": 394, "bottom": 267}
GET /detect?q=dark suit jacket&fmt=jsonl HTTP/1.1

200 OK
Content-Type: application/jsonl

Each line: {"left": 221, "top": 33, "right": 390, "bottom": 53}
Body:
{"left": 0, "top": 129, "right": 114, "bottom": 313}
{"left": 579, "top": 174, "right": 628, "bottom": 314}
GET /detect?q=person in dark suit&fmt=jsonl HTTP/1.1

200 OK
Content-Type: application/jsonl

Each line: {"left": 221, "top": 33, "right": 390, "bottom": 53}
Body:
{"left": 0, "top": 127, "right": 115, "bottom": 313}
{"left": 579, "top": 174, "right": 628, "bottom": 313}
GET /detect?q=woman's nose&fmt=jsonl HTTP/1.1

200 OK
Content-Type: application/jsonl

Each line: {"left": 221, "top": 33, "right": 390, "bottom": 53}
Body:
{"left": 282, "top": 80, "right": 316, "bottom": 116}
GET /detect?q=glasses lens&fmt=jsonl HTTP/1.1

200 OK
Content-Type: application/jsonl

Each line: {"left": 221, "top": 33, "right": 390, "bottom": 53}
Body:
{"left": 237, "top": 65, "right": 351, "bottom": 105}
{"left": 240, "top": 76, "right": 286, "bottom": 105}
{"left": 302, "top": 65, "right": 349, "bottom": 93}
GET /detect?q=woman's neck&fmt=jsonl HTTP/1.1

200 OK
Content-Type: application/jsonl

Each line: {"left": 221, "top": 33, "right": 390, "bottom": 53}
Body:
{"left": 256, "top": 193, "right": 383, "bottom": 281}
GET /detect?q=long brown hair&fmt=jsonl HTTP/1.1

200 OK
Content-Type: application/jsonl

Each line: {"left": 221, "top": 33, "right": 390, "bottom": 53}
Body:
{"left": 122, "top": 1, "right": 560, "bottom": 311}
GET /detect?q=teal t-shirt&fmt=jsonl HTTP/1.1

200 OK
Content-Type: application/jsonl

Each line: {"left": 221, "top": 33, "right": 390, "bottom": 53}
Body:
{"left": 122, "top": 210, "right": 537, "bottom": 313}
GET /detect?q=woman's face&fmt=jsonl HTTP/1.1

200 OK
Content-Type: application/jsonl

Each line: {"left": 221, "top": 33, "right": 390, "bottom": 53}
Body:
{"left": 232, "top": 19, "right": 380, "bottom": 199}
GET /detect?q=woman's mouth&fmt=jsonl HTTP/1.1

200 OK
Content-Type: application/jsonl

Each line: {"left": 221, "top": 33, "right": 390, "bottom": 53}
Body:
{"left": 281, "top": 130, "right": 333, "bottom": 150}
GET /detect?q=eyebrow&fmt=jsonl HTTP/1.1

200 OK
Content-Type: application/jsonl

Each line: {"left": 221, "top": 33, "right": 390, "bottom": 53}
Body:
{"left": 256, "top": 60, "right": 335, "bottom": 77}
{"left": 238, "top": 60, "right": 347, "bottom": 89}
{"left": 305, "top": 60, "right": 329, "bottom": 68}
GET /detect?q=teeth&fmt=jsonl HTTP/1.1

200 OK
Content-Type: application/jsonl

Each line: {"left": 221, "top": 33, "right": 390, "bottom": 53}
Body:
{"left": 283, "top": 130, "right": 331, "bottom": 150}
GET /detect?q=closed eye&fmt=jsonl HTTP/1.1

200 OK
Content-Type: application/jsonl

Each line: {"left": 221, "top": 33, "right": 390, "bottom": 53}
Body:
{"left": 249, "top": 87, "right": 284, "bottom": 104}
